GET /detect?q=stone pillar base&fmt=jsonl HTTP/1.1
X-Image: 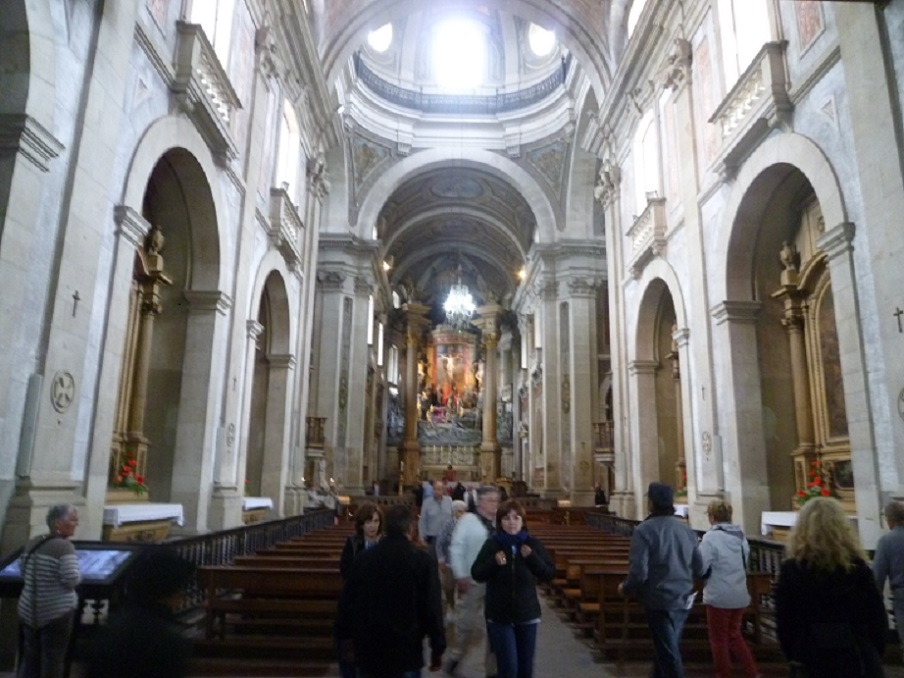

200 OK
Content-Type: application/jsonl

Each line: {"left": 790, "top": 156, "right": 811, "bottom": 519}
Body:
{"left": 0, "top": 485, "right": 83, "bottom": 555}
{"left": 207, "top": 487, "right": 243, "bottom": 530}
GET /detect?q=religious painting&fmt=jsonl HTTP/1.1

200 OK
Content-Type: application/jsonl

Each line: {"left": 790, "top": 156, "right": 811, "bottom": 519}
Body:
{"left": 432, "top": 330, "right": 477, "bottom": 412}
{"left": 795, "top": 0, "right": 824, "bottom": 53}
{"left": 816, "top": 284, "right": 848, "bottom": 438}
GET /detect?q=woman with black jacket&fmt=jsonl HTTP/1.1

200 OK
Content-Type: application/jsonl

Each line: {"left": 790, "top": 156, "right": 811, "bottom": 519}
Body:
{"left": 775, "top": 497, "right": 887, "bottom": 677}
{"left": 471, "top": 500, "right": 555, "bottom": 678}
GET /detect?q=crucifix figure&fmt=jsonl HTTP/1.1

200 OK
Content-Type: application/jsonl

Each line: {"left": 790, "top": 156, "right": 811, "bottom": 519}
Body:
{"left": 72, "top": 290, "right": 81, "bottom": 317}
{"left": 894, "top": 307, "right": 903, "bottom": 333}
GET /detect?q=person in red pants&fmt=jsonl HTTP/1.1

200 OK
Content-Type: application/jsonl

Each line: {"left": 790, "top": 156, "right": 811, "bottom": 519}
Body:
{"left": 699, "top": 500, "right": 760, "bottom": 678}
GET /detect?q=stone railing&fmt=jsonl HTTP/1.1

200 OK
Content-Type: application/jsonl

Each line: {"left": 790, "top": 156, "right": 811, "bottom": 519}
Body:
{"left": 269, "top": 187, "right": 305, "bottom": 269}
{"left": 172, "top": 22, "right": 242, "bottom": 161}
{"left": 709, "top": 41, "right": 792, "bottom": 177}
{"left": 626, "top": 196, "right": 667, "bottom": 278}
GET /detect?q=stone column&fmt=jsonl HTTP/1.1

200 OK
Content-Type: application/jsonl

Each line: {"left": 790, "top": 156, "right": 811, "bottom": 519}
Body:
{"left": 711, "top": 301, "right": 768, "bottom": 534}
{"left": 666, "top": 326, "right": 686, "bottom": 494}
{"left": 628, "top": 360, "right": 659, "bottom": 519}
{"left": 401, "top": 303, "right": 430, "bottom": 486}
{"left": 771, "top": 253, "right": 817, "bottom": 505}
{"left": 474, "top": 305, "right": 501, "bottom": 481}
{"left": 263, "top": 353, "right": 295, "bottom": 515}
{"left": 565, "top": 278, "right": 599, "bottom": 506}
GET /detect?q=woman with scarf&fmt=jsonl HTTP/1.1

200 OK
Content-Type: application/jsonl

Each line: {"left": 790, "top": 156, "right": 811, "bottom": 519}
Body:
{"left": 471, "top": 500, "right": 554, "bottom": 678}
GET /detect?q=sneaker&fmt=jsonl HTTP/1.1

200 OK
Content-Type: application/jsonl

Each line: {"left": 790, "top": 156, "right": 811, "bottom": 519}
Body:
{"left": 443, "top": 659, "right": 460, "bottom": 676}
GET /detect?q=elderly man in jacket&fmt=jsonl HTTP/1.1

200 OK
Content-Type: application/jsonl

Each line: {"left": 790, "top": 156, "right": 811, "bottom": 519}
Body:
{"left": 618, "top": 482, "right": 704, "bottom": 678}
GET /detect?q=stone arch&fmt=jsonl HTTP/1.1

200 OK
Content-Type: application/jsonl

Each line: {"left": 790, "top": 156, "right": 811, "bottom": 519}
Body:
{"left": 121, "top": 116, "right": 227, "bottom": 291}
{"left": 717, "top": 132, "right": 847, "bottom": 303}
{"left": 245, "top": 252, "right": 299, "bottom": 354}
{"left": 0, "top": 0, "right": 56, "bottom": 121}
{"left": 356, "top": 149, "right": 558, "bottom": 244}
{"left": 244, "top": 268, "right": 295, "bottom": 510}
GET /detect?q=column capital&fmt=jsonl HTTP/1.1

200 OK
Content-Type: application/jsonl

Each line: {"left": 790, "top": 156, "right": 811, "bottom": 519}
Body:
{"left": 266, "top": 353, "right": 296, "bottom": 369}
{"left": 113, "top": 206, "right": 151, "bottom": 248}
{"left": 711, "top": 300, "right": 761, "bottom": 326}
{"left": 246, "top": 319, "right": 264, "bottom": 341}
{"left": 184, "top": 289, "right": 232, "bottom": 315}
{"left": 628, "top": 360, "right": 659, "bottom": 376}
{"left": 671, "top": 327, "right": 690, "bottom": 348}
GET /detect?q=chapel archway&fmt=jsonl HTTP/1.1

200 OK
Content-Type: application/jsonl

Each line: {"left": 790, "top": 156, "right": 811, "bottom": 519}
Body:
{"left": 634, "top": 278, "right": 684, "bottom": 492}
{"left": 108, "top": 149, "right": 221, "bottom": 509}
{"left": 245, "top": 271, "right": 293, "bottom": 503}
{"left": 731, "top": 164, "right": 851, "bottom": 511}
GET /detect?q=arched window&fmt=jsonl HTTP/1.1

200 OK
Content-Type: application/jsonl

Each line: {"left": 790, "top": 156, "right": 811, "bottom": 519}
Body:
{"left": 275, "top": 102, "right": 301, "bottom": 202}
{"left": 190, "top": 0, "right": 236, "bottom": 63}
{"left": 633, "top": 110, "right": 660, "bottom": 215}
{"left": 717, "top": 0, "right": 771, "bottom": 87}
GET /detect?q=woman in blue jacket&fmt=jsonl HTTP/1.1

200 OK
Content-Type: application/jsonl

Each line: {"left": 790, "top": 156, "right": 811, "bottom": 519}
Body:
{"left": 471, "top": 500, "right": 554, "bottom": 678}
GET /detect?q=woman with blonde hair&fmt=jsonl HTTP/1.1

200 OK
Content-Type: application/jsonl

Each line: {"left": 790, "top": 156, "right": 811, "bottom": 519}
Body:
{"left": 775, "top": 497, "right": 887, "bottom": 677}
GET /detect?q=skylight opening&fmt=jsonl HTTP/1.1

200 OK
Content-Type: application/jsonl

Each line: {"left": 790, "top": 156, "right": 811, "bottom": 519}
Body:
{"left": 528, "top": 23, "right": 556, "bottom": 57}
{"left": 368, "top": 23, "right": 393, "bottom": 53}
{"left": 433, "top": 19, "right": 485, "bottom": 91}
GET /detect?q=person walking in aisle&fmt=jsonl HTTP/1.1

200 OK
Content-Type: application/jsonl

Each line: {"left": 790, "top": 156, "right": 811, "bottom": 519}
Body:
{"left": 873, "top": 500, "right": 904, "bottom": 662}
{"left": 336, "top": 504, "right": 446, "bottom": 678}
{"left": 471, "top": 500, "right": 554, "bottom": 678}
{"left": 699, "top": 500, "right": 760, "bottom": 678}
{"left": 618, "top": 482, "right": 704, "bottom": 678}
{"left": 446, "top": 485, "right": 499, "bottom": 676}
{"left": 420, "top": 480, "right": 452, "bottom": 545}
{"left": 775, "top": 497, "right": 886, "bottom": 677}
{"left": 337, "top": 502, "right": 383, "bottom": 677}
{"left": 435, "top": 500, "right": 469, "bottom": 621}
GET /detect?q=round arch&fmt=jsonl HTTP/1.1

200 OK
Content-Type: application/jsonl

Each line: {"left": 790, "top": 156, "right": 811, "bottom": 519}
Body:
{"left": 631, "top": 258, "right": 688, "bottom": 363}
{"left": 356, "top": 149, "right": 558, "bottom": 243}
{"left": 0, "top": 1, "right": 56, "bottom": 121}
{"left": 246, "top": 253, "right": 300, "bottom": 355}
{"left": 121, "top": 115, "right": 227, "bottom": 291}
{"left": 716, "top": 132, "right": 847, "bottom": 302}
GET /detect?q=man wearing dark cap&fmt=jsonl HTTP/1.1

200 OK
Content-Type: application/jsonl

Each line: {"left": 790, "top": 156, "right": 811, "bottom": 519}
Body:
{"left": 618, "top": 482, "right": 704, "bottom": 678}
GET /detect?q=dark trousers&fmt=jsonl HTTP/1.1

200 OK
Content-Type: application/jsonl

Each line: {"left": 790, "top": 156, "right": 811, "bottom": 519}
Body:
{"left": 18, "top": 611, "right": 75, "bottom": 678}
{"left": 486, "top": 620, "right": 538, "bottom": 678}
{"left": 644, "top": 608, "right": 689, "bottom": 678}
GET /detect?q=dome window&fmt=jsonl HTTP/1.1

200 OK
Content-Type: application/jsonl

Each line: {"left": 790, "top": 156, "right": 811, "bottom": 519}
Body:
{"left": 368, "top": 23, "right": 393, "bottom": 53}
{"left": 528, "top": 23, "right": 556, "bottom": 57}
{"left": 433, "top": 19, "right": 485, "bottom": 91}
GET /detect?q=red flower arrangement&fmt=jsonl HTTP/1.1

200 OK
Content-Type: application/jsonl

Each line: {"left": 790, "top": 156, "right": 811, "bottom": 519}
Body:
{"left": 797, "top": 460, "right": 831, "bottom": 507}
{"left": 111, "top": 457, "right": 149, "bottom": 496}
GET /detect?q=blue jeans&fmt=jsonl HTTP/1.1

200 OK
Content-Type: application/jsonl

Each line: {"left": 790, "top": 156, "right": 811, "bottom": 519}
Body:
{"left": 486, "top": 620, "right": 538, "bottom": 678}
{"left": 644, "top": 608, "right": 689, "bottom": 678}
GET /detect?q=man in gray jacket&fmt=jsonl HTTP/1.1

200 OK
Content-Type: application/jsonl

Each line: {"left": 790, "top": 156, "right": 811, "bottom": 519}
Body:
{"left": 873, "top": 499, "right": 904, "bottom": 660}
{"left": 619, "top": 482, "right": 704, "bottom": 678}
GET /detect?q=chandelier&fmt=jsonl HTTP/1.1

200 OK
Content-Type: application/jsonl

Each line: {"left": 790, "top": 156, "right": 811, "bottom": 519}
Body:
{"left": 444, "top": 272, "right": 475, "bottom": 329}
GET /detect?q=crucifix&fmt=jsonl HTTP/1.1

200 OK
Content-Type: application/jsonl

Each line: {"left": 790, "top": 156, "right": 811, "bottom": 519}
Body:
{"left": 895, "top": 307, "right": 904, "bottom": 334}
{"left": 72, "top": 290, "right": 81, "bottom": 317}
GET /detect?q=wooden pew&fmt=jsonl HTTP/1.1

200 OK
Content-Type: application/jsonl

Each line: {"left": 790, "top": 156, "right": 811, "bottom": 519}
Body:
{"left": 198, "top": 566, "right": 342, "bottom": 643}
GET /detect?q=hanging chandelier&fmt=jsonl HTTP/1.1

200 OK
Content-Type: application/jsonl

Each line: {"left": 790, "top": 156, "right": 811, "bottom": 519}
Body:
{"left": 444, "top": 272, "right": 475, "bottom": 329}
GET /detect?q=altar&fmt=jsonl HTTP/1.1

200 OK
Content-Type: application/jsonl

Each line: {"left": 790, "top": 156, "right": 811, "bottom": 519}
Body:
{"left": 242, "top": 496, "right": 274, "bottom": 524}
{"left": 102, "top": 503, "right": 184, "bottom": 542}
{"left": 760, "top": 511, "right": 797, "bottom": 543}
